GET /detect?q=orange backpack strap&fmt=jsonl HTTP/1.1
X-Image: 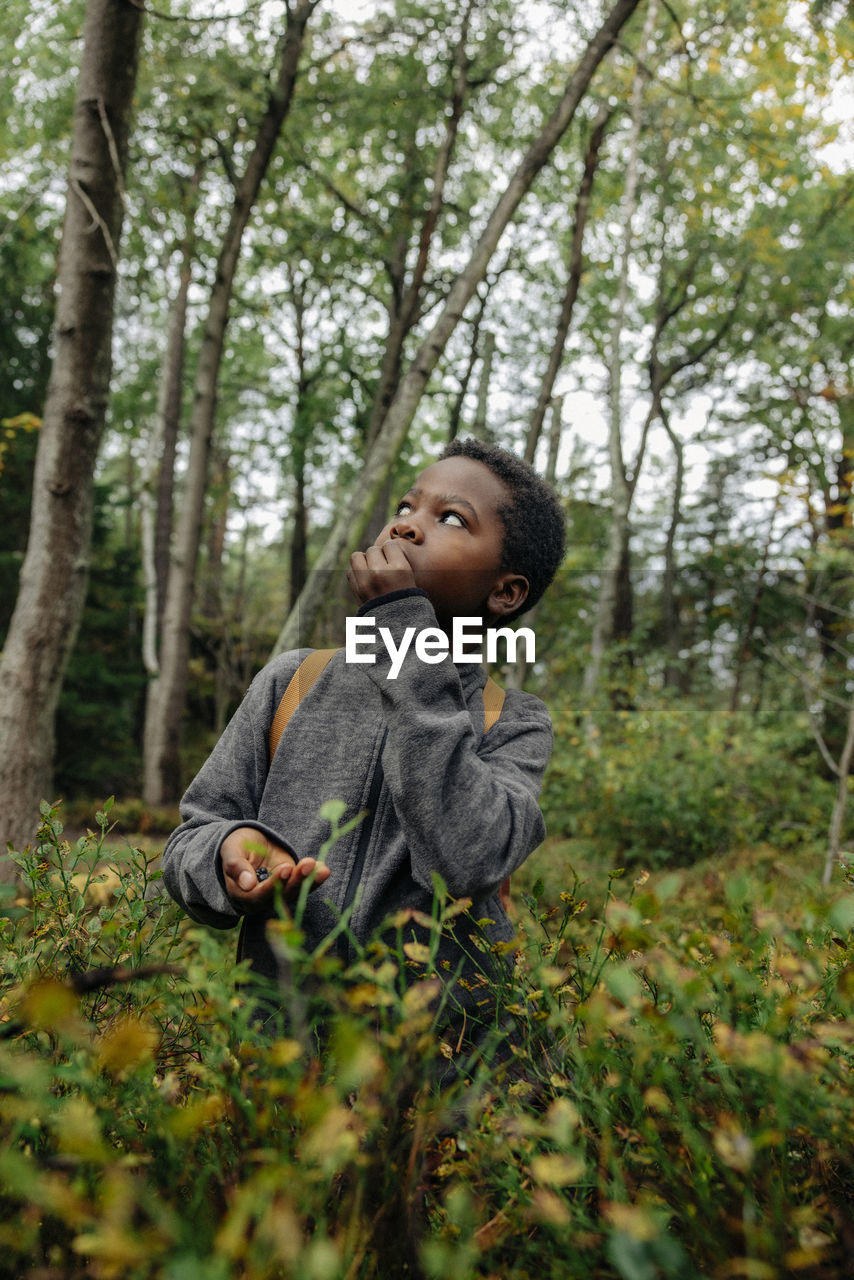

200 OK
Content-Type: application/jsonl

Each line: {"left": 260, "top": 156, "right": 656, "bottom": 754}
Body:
{"left": 482, "top": 675, "right": 510, "bottom": 908}
{"left": 482, "top": 675, "right": 505, "bottom": 732}
{"left": 268, "top": 648, "right": 339, "bottom": 760}
{"left": 268, "top": 652, "right": 505, "bottom": 762}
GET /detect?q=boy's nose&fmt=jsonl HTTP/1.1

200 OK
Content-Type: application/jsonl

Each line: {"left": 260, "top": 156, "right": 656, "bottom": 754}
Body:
{"left": 389, "top": 516, "right": 423, "bottom": 542}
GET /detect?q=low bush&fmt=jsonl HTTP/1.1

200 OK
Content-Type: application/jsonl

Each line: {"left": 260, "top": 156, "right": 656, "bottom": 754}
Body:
{"left": 57, "top": 796, "right": 181, "bottom": 838}
{"left": 0, "top": 804, "right": 852, "bottom": 1278}
{"left": 542, "top": 701, "right": 835, "bottom": 866}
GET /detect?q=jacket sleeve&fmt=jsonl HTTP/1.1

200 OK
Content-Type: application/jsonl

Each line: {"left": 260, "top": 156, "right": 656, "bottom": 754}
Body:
{"left": 356, "top": 593, "right": 552, "bottom": 901}
{"left": 160, "top": 652, "right": 304, "bottom": 928}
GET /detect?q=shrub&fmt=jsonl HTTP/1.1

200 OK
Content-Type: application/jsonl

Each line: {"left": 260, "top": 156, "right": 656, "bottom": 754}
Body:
{"left": 542, "top": 701, "right": 836, "bottom": 866}
{"left": 0, "top": 804, "right": 851, "bottom": 1278}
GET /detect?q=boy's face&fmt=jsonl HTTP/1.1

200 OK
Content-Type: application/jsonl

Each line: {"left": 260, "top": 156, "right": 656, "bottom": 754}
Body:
{"left": 372, "top": 456, "right": 529, "bottom": 629}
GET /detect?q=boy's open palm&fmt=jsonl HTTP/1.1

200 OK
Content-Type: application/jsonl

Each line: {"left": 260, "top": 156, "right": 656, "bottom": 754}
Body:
{"left": 220, "top": 827, "right": 330, "bottom": 914}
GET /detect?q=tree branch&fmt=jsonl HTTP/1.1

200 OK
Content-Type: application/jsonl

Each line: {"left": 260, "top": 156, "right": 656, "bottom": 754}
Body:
{"left": 70, "top": 178, "right": 119, "bottom": 268}
{"left": 96, "top": 96, "right": 127, "bottom": 206}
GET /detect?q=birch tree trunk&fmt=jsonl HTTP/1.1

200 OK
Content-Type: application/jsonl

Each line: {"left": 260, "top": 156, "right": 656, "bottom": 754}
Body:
{"left": 729, "top": 491, "right": 781, "bottom": 714}
{"left": 272, "top": 0, "right": 644, "bottom": 658}
{"left": 507, "top": 394, "right": 564, "bottom": 690}
{"left": 659, "top": 403, "right": 685, "bottom": 690}
{"left": 815, "top": 392, "right": 854, "bottom": 758}
{"left": 582, "top": 0, "right": 659, "bottom": 704}
{"left": 823, "top": 688, "right": 854, "bottom": 887}
{"left": 0, "top": 0, "right": 143, "bottom": 864}
{"left": 142, "top": 0, "right": 318, "bottom": 806}
{"left": 447, "top": 285, "right": 489, "bottom": 443}
{"left": 524, "top": 105, "right": 612, "bottom": 465}
{"left": 472, "top": 331, "right": 495, "bottom": 442}
{"left": 287, "top": 264, "right": 320, "bottom": 610}
{"left": 140, "top": 196, "right": 198, "bottom": 677}
{"left": 356, "top": 1, "right": 475, "bottom": 555}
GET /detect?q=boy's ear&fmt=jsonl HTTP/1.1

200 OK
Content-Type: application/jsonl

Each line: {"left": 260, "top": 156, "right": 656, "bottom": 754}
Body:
{"left": 487, "top": 572, "right": 529, "bottom": 620}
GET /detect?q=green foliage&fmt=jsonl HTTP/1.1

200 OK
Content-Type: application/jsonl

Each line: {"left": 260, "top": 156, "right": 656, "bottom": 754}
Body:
{"left": 0, "top": 204, "right": 55, "bottom": 636}
{"left": 0, "top": 416, "right": 39, "bottom": 639}
{"left": 54, "top": 501, "right": 147, "bottom": 800}
{"left": 543, "top": 699, "right": 835, "bottom": 867}
{"left": 0, "top": 804, "right": 852, "bottom": 1278}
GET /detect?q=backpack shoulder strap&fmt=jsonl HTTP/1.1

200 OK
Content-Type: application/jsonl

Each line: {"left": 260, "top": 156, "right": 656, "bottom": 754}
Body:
{"left": 269, "top": 651, "right": 505, "bottom": 761}
{"left": 269, "top": 648, "right": 339, "bottom": 761}
{"left": 482, "top": 675, "right": 505, "bottom": 733}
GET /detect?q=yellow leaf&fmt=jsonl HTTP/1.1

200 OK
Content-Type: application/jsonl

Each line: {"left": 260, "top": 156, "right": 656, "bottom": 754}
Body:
{"left": 346, "top": 982, "right": 396, "bottom": 1010}
{"left": 303, "top": 1104, "right": 361, "bottom": 1169}
{"left": 529, "top": 1153, "right": 585, "bottom": 1186}
{"left": 715, "top": 1259, "right": 777, "bottom": 1279}
{"left": 529, "top": 1188, "right": 571, "bottom": 1227}
{"left": 168, "top": 1093, "right": 227, "bottom": 1139}
{"left": 97, "top": 1016, "right": 157, "bottom": 1076}
{"left": 269, "top": 1038, "right": 303, "bottom": 1067}
{"left": 643, "top": 1087, "right": 670, "bottom": 1113}
{"left": 73, "top": 1225, "right": 150, "bottom": 1269}
{"left": 713, "top": 1116, "right": 754, "bottom": 1172}
{"left": 0, "top": 413, "right": 41, "bottom": 432}
{"left": 56, "top": 1098, "right": 107, "bottom": 1162}
{"left": 545, "top": 1098, "right": 581, "bottom": 1145}
{"left": 402, "top": 978, "right": 441, "bottom": 1013}
{"left": 403, "top": 941, "right": 432, "bottom": 964}
{"left": 19, "top": 980, "right": 81, "bottom": 1035}
{"left": 603, "top": 1201, "right": 660, "bottom": 1241}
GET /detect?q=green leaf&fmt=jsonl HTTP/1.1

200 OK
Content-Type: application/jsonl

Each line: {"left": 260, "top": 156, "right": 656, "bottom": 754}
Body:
{"left": 725, "top": 873, "right": 751, "bottom": 908}
{"left": 319, "top": 799, "right": 347, "bottom": 826}
{"left": 431, "top": 871, "right": 448, "bottom": 902}
{"left": 827, "top": 895, "right": 854, "bottom": 933}
{"left": 604, "top": 963, "right": 642, "bottom": 1006}
{"left": 607, "top": 1233, "right": 657, "bottom": 1280}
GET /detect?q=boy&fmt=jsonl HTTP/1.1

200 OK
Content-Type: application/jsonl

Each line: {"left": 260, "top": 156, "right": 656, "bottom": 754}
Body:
{"left": 161, "top": 438, "right": 565, "bottom": 1048}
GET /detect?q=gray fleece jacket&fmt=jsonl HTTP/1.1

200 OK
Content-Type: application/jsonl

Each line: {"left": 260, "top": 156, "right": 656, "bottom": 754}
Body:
{"left": 161, "top": 589, "right": 553, "bottom": 1035}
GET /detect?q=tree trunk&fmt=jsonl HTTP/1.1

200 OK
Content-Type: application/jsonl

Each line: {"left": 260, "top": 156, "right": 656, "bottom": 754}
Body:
{"left": 815, "top": 391, "right": 854, "bottom": 758}
{"left": 289, "top": 461, "right": 308, "bottom": 611}
{"left": 823, "top": 686, "right": 854, "bottom": 887}
{"left": 729, "top": 490, "right": 780, "bottom": 714}
{"left": 201, "top": 446, "right": 230, "bottom": 621}
{"left": 140, "top": 199, "right": 197, "bottom": 677}
{"left": 358, "top": 2, "right": 475, "bottom": 550}
{"left": 582, "top": 0, "right": 659, "bottom": 706}
{"left": 447, "top": 287, "right": 488, "bottom": 443}
{"left": 524, "top": 105, "right": 612, "bottom": 465}
{"left": 471, "top": 331, "right": 495, "bottom": 442}
{"left": 0, "top": 0, "right": 143, "bottom": 864}
{"left": 507, "top": 395, "right": 564, "bottom": 690}
{"left": 660, "top": 403, "right": 685, "bottom": 690}
{"left": 142, "top": 0, "right": 317, "bottom": 806}
{"left": 285, "top": 264, "right": 312, "bottom": 611}
{"left": 272, "top": 0, "right": 644, "bottom": 658}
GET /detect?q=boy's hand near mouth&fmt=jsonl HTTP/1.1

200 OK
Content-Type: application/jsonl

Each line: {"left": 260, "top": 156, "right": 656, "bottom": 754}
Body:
{"left": 347, "top": 538, "right": 417, "bottom": 604}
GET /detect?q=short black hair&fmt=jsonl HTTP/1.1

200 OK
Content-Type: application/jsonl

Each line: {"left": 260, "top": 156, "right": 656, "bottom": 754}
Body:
{"left": 439, "top": 437, "right": 566, "bottom": 620}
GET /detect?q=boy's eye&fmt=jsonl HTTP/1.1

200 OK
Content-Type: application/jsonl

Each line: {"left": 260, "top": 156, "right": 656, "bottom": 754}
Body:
{"left": 395, "top": 501, "right": 413, "bottom": 516}
{"left": 440, "top": 510, "right": 466, "bottom": 528}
